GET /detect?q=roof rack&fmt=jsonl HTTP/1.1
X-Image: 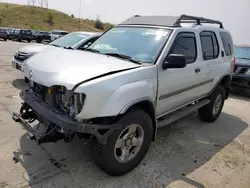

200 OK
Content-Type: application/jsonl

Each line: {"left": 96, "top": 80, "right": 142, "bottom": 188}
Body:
{"left": 119, "top": 14, "right": 224, "bottom": 29}
{"left": 173, "top": 14, "right": 223, "bottom": 28}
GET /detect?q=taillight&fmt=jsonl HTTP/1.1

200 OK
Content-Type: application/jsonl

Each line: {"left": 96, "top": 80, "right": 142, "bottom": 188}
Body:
{"left": 232, "top": 57, "right": 236, "bottom": 72}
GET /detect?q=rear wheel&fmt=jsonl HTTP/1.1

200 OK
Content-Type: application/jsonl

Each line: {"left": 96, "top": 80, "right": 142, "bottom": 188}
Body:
{"left": 91, "top": 109, "right": 153, "bottom": 176}
{"left": 199, "top": 86, "right": 225, "bottom": 122}
{"left": 4, "top": 38, "right": 7, "bottom": 41}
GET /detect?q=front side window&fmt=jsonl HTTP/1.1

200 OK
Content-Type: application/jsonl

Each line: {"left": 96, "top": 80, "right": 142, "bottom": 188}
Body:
{"left": 200, "top": 31, "right": 219, "bottom": 60}
{"left": 235, "top": 47, "right": 250, "bottom": 60}
{"left": 168, "top": 32, "right": 197, "bottom": 63}
{"left": 49, "top": 32, "right": 89, "bottom": 48}
{"left": 88, "top": 27, "right": 171, "bottom": 64}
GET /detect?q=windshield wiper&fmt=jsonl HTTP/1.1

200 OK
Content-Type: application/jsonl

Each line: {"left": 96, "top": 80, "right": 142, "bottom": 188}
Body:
{"left": 104, "top": 53, "right": 141, "bottom": 64}
{"left": 48, "top": 44, "right": 61, "bottom": 47}
{"left": 63, "top": 46, "right": 74, "bottom": 50}
{"left": 85, "top": 48, "right": 100, "bottom": 53}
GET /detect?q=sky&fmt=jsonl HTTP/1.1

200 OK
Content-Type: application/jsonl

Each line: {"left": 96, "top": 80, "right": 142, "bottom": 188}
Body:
{"left": 1, "top": 0, "right": 250, "bottom": 45}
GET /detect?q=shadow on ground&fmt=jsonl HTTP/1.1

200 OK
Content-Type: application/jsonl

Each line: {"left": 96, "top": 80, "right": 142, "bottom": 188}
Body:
{"left": 14, "top": 112, "right": 248, "bottom": 188}
{"left": 12, "top": 78, "right": 27, "bottom": 91}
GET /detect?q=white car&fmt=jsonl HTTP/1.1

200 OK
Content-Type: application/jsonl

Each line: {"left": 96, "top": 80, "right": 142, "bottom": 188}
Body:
{"left": 50, "top": 30, "right": 69, "bottom": 41}
{"left": 13, "top": 15, "right": 235, "bottom": 176}
{"left": 11, "top": 31, "right": 102, "bottom": 71}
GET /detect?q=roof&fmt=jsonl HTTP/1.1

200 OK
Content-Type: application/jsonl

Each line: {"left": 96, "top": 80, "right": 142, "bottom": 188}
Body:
{"left": 119, "top": 14, "right": 223, "bottom": 28}
{"left": 73, "top": 31, "right": 102, "bottom": 36}
{"left": 120, "top": 16, "right": 179, "bottom": 27}
{"left": 235, "top": 45, "right": 250, "bottom": 48}
{"left": 51, "top": 30, "right": 69, "bottom": 32}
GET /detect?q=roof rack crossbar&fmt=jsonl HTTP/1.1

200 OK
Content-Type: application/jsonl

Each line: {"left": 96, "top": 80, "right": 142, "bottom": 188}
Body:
{"left": 174, "top": 14, "right": 224, "bottom": 28}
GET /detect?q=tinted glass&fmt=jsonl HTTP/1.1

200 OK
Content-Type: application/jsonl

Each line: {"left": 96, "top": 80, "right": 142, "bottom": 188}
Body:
{"left": 89, "top": 27, "right": 171, "bottom": 63}
{"left": 200, "top": 31, "right": 219, "bottom": 60}
{"left": 235, "top": 47, "right": 250, "bottom": 60}
{"left": 169, "top": 33, "right": 197, "bottom": 63}
{"left": 220, "top": 32, "right": 234, "bottom": 56}
{"left": 49, "top": 32, "right": 89, "bottom": 48}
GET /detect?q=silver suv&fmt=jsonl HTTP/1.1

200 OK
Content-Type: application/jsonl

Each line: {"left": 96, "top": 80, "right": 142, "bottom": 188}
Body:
{"left": 13, "top": 15, "right": 235, "bottom": 176}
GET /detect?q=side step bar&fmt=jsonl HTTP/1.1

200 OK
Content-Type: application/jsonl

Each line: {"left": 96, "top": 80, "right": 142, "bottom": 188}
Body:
{"left": 157, "top": 99, "right": 210, "bottom": 128}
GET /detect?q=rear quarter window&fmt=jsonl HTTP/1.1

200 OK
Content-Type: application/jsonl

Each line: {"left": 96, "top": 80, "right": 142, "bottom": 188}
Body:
{"left": 220, "top": 32, "right": 234, "bottom": 56}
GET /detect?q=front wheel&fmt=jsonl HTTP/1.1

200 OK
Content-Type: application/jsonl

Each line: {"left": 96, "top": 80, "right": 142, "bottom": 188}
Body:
{"left": 199, "top": 86, "right": 225, "bottom": 122}
{"left": 91, "top": 109, "right": 153, "bottom": 176}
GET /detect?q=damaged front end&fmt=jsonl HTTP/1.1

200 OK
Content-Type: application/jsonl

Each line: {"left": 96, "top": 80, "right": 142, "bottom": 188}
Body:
{"left": 13, "top": 81, "right": 121, "bottom": 145}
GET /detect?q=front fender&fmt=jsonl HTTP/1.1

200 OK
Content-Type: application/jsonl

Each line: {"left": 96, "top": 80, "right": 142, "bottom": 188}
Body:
{"left": 99, "top": 79, "right": 157, "bottom": 117}
{"left": 75, "top": 79, "right": 157, "bottom": 120}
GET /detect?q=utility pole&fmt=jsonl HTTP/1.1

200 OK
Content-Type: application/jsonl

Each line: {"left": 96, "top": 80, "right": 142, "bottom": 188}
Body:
{"left": 79, "top": 0, "right": 82, "bottom": 30}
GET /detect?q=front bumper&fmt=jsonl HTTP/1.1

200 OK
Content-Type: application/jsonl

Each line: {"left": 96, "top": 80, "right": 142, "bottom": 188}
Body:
{"left": 11, "top": 58, "right": 23, "bottom": 71}
{"left": 231, "top": 75, "right": 250, "bottom": 89}
{"left": 13, "top": 89, "right": 121, "bottom": 144}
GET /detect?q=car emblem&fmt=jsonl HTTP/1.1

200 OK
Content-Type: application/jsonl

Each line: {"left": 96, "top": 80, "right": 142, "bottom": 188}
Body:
{"left": 28, "top": 69, "right": 33, "bottom": 78}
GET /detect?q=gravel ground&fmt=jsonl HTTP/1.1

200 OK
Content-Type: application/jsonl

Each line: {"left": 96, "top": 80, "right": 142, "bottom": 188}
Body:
{"left": 0, "top": 40, "right": 250, "bottom": 188}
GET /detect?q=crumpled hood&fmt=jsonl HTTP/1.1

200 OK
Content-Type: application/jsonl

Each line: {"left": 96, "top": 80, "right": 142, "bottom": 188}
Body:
{"left": 235, "top": 58, "right": 250, "bottom": 67}
{"left": 19, "top": 44, "right": 53, "bottom": 54}
{"left": 24, "top": 47, "right": 140, "bottom": 90}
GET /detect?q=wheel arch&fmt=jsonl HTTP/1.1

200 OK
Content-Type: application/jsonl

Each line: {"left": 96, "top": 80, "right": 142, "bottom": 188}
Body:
{"left": 120, "top": 98, "right": 157, "bottom": 142}
{"left": 210, "top": 74, "right": 232, "bottom": 99}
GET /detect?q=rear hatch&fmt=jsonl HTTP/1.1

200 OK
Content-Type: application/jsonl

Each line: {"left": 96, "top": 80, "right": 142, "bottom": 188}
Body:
{"left": 20, "top": 30, "right": 33, "bottom": 39}
{"left": 0, "top": 29, "right": 7, "bottom": 38}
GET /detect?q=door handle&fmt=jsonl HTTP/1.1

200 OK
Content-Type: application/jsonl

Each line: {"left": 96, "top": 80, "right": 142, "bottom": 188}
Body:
{"left": 195, "top": 68, "right": 201, "bottom": 73}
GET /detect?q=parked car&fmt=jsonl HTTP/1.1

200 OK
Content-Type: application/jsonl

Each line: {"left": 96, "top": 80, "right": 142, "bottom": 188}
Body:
{"left": 231, "top": 45, "right": 250, "bottom": 90}
{"left": 8, "top": 29, "right": 20, "bottom": 40}
{"left": 50, "top": 30, "right": 69, "bottom": 41}
{"left": 35, "top": 31, "right": 51, "bottom": 43}
{"left": 13, "top": 15, "right": 234, "bottom": 176}
{"left": 12, "top": 31, "right": 101, "bottom": 71}
{"left": 32, "top": 30, "right": 41, "bottom": 40}
{"left": 0, "top": 28, "right": 8, "bottom": 41}
{"left": 17, "top": 29, "right": 33, "bottom": 42}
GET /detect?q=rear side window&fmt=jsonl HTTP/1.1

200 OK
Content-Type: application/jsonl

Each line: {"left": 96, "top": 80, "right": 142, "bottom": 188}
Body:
{"left": 169, "top": 32, "right": 197, "bottom": 63}
{"left": 220, "top": 32, "right": 234, "bottom": 56}
{"left": 200, "top": 31, "right": 219, "bottom": 60}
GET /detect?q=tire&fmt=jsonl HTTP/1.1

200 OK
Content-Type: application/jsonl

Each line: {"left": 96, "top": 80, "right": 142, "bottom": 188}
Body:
{"left": 27, "top": 39, "right": 30, "bottom": 43}
{"left": 199, "top": 86, "right": 225, "bottom": 122}
{"left": 4, "top": 38, "right": 7, "bottom": 41}
{"left": 91, "top": 109, "right": 153, "bottom": 176}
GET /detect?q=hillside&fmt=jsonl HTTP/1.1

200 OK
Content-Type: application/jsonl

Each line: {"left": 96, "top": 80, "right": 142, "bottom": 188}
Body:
{"left": 0, "top": 3, "right": 113, "bottom": 32}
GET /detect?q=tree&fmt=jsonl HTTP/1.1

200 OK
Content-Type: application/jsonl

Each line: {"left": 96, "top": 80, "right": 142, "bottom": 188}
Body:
{"left": 71, "top": 14, "right": 75, "bottom": 18}
{"left": 0, "top": 18, "right": 2, "bottom": 25}
{"left": 95, "top": 17, "right": 104, "bottom": 30}
{"left": 47, "top": 12, "right": 54, "bottom": 25}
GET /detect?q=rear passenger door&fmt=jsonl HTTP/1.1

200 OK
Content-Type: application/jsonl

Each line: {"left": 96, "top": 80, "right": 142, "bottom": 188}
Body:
{"left": 199, "top": 31, "right": 227, "bottom": 91}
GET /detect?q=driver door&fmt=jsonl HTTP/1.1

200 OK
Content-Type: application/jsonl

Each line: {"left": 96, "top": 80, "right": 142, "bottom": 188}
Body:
{"left": 156, "top": 32, "right": 207, "bottom": 117}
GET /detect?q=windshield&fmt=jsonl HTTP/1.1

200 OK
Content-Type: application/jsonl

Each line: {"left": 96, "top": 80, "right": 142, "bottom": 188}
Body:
{"left": 88, "top": 27, "right": 171, "bottom": 63}
{"left": 49, "top": 32, "right": 89, "bottom": 48}
{"left": 235, "top": 47, "right": 250, "bottom": 60}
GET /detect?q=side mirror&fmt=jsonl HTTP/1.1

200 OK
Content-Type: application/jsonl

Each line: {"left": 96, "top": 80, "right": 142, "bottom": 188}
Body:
{"left": 162, "top": 54, "right": 187, "bottom": 70}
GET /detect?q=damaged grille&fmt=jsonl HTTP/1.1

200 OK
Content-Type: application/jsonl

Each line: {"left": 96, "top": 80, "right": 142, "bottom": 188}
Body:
{"left": 29, "top": 82, "right": 85, "bottom": 119}
{"left": 30, "top": 82, "right": 65, "bottom": 108}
